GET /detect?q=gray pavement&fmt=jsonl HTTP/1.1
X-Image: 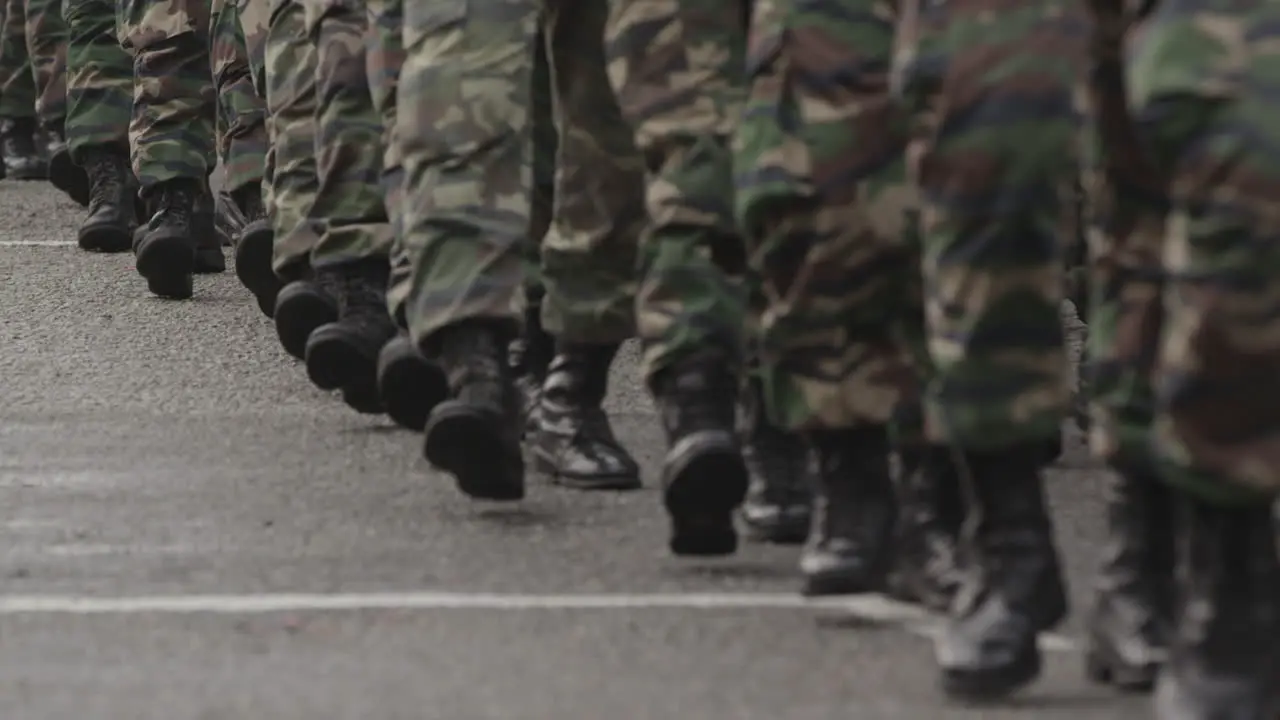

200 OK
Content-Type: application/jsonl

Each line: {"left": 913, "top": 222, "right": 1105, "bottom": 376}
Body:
{"left": 0, "top": 178, "right": 1150, "bottom": 719}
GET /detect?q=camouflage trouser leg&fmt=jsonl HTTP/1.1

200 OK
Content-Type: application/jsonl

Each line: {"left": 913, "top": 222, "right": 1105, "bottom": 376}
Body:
{"left": 264, "top": 0, "right": 319, "bottom": 277}
{"left": 302, "top": 0, "right": 391, "bottom": 267}
{"left": 539, "top": 0, "right": 644, "bottom": 345}
{"left": 211, "top": 0, "right": 267, "bottom": 196}
{"left": 1087, "top": 0, "right": 1280, "bottom": 503}
{"left": 896, "top": 0, "right": 1080, "bottom": 449}
{"left": 367, "top": 0, "right": 406, "bottom": 320}
{"left": 24, "top": 0, "right": 66, "bottom": 131}
{"left": 398, "top": 0, "right": 534, "bottom": 349}
{"left": 63, "top": 0, "right": 131, "bottom": 162}
{"left": 734, "top": 0, "right": 918, "bottom": 432}
{"left": 606, "top": 0, "right": 747, "bottom": 382}
{"left": 118, "top": 0, "right": 216, "bottom": 189}
{"left": 0, "top": 0, "right": 34, "bottom": 119}
{"left": 525, "top": 32, "right": 554, "bottom": 311}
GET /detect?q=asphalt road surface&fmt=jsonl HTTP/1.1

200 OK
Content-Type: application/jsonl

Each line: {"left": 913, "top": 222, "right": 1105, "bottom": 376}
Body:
{"left": 0, "top": 178, "right": 1150, "bottom": 719}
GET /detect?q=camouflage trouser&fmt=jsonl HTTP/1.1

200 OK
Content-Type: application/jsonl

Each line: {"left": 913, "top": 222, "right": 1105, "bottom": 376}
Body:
{"left": 606, "top": 0, "right": 748, "bottom": 384}
{"left": 264, "top": 0, "right": 319, "bottom": 277}
{"left": 1084, "top": 0, "right": 1280, "bottom": 503}
{"left": 0, "top": 0, "right": 33, "bottom": 120}
{"left": 23, "top": 0, "right": 68, "bottom": 130}
{"left": 299, "top": 0, "right": 391, "bottom": 268}
{"left": 367, "top": 0, "right": 407, "bottom": 320}
{"left": 211, "top": 0, "right": 268, "bottom": 197}
{"left": 398, "top": 0, "right": 643, "bottom": 351}
{"left": 525, "top": 33, "right": 555, "bottom": 313}
{"left": 117, "top": 0, "right": 217, "bottom": 190}
{"left": 63, "top": 0, "right": 131, "bottom": 162}
{"left": 894, "top": 0, "right": 1079, "bottom": 449}
{"left": 734, "top": 0, "right": 918, "bottom": 432}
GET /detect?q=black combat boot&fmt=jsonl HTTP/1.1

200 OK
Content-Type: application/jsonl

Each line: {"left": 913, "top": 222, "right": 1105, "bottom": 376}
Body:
{"left": 376, "top": 332, "right": 448, "bottom": 431}
{"left": 274, "top": 274, "right": 339, "bottom": 361}
{"left": 650, "top": 353, "right": 748, "bottom": 556}
{"left": 1084, "top": 467, "right": 1173, "bottom": 692}
{"left": 531, "top": 342, "right": 641, "bottom": 491}
{"left": 231, "top": 183, "right": 280, "bottom": 318}
{"left": 888, "top": 444, "right": 965, "bottom": 613}
{"left": 133, "top": 179, "right": 201, "bottom": 299}
{"left": 799, "top": 426, "right": 898, "bottom": 595}
{"left": 1154, "top": 496, "right": 1279, "bottom": 719}
{"left": 1, "top": 117, "right": 46, "bottom": 180}
{"left": 304, "top": 259, "right": 399, "bottom": 414}
{"left": 423, "top": 320, "right": 525, "bottom": 501}
{"left": 936, "top": 441, "right": 1069, "bottom": 700}
{"left": 192, "top": 189, "right": 226, "bottom": 274}
{"left": 739, "top": 374, "right": 812, "bottom": 545}
{"left": 46, "top": 125, "right": 88, "bottom": 206}
{"left": 510, "top": 301, "right": 554, "bottom": 436}
{"left": 77, "top": 149, "right": 137, "bottom": 253}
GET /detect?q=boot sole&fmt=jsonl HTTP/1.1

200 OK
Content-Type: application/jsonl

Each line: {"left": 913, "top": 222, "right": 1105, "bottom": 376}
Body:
{"left": 532, "top": 450, "right": 643, "bottom": 492}
{"left": 802, "top": 566, "right": 890, "bottom": 597}
{"left": 1083, "top": 645, "right": 1159, "bottom": 693}
{"left": 376, "top": 344, "right": 447, "bottom": 431}
{"left": 49, "top": 151, "right": 89, "bottom": 207}
{"left": 77, "top": 222, "right": 133, "bottom": 254}
{"left": 741, "top": 511, "right": 810, "bottom": 545}
{"left": 341, "top": 380, "right": 386, "bottom": 415}
{"left": 135, "top": 232, "right": 195, "bottom": 300}
{"left": 941, "top": 642, "right": 1041, "bottom": 701}
{"left": 234, "top": 224, "right": 280, "bottom": 319}
{"left": 662, "top": 431, "right": 748, "bottom": 557}
{"left": 274, "top": 288, "right": 337, "bottom": 361}
{"left": 195, "top": 247, "right": 226, "bottom": 274}
{"left": 423, "top": 400, "right": 524, "bottom": 501}
{"left": 8, "top": 166, "right": 47, "bottom": 181}
{"left": 304, "top": 324, "right": 379, "bottom": 392}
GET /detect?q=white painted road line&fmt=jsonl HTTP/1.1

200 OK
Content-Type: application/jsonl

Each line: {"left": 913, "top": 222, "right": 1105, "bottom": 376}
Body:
{"left": 0, "top": 240, "right": 76, "bottom": 246}
{"left": 0, "top": 591, "right": 1078, "bottom": 652}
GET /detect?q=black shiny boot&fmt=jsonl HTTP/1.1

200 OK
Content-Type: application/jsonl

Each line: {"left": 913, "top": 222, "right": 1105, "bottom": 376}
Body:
{"left": 1154, "top": 496, "right": 1279, "bottom": 719}
{"left": 274, "top": 275, "right": 339, "bottom": 361}
{"left": 739, "top": 375, "right": 812, "bottom": 545}
{"left": 192, "top": 190, "right": 226, "bottom": 274}
{"left": 231, "top": 183, "right": 280, "bottom": 319}
{"left": 423, "top": 321, "right": 525, "bottom": 501}
{"left": 936, "top": 441, "right": 1068, "bottom": 700}
{"left": 133, "top": 179, "right": 200, "bottom": 299}
{"left": 651, "top": 354, "right": 748, "bottom": 557}
{"left": 532, "top": 342, "right": 640, "bottom": 491}
{"left": 1084, "top": 467, "right": 1173, "bottom": 692}
{"left": 376, "top": 332, "right": 448, "bottom": 431}
{"left": 304, "top": 259, "right": 398, "bottom": 414}
{"left": 77, "top": 149, "right": 137, "bottom": 253}
{"left": 888, "top": 444, "right": 965, "bottom": 613}
{"left": 799, "top": 426, "right": 897, "bottom": 596}
{"left": 509, "top": 301, "right": 554, "bottom": 436}
{"left": 46, "top": 125, "right": 89, "bottom": 206}
{"left": 1, "top": 117, "right": 46, "bottom": 180}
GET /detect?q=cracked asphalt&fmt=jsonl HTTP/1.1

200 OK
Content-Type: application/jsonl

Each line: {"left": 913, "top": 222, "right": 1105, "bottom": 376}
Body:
{"left": 0, "top": 177, "right": 1151, "bottom": 719}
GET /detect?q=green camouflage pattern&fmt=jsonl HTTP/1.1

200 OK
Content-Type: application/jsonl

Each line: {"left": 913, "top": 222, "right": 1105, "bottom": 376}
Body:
{"left": 302, "top": 0, "right": 392, "bottom": 267}
{"left": 399, "top": 0, "right": 643, "bottom": 351}
{"left": 606, "top": 0, "right": 748, "bottom": 383}
{"left": 367, "top": 0, "right": 407, "bottom": 320}
{"left": 263, "top": 0, "right": 320, "bottom": 277}
{"left": 63, "top": 0, "right": 132, "bottom": 162}
{"left": 896, "top": 0, "right": 1081, "bottom": 449}
{"left": 211, "top": 0, "right": 267, "bottom": 196}
{"left": 0, "top": 0, "right": 35, "bottom": 120}
{"left": 1084, "top": 0, "right": 1280, "bottom": 503}
{"left": 524, "top": 30, "right": 554, "bottom": 315}
{"left": 734, "top": 0, "right": 919, "bottom": 432}
{"left": 25, "top": 0, "right": 68, "bottom": 131}
{"left": 118, "top": 0, "right": 217, "bottom": 189}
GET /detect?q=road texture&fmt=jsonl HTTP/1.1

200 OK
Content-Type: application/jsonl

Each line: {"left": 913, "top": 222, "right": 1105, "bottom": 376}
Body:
{"left": 0, "top": 177, "right": 1149, "bottom": 719}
